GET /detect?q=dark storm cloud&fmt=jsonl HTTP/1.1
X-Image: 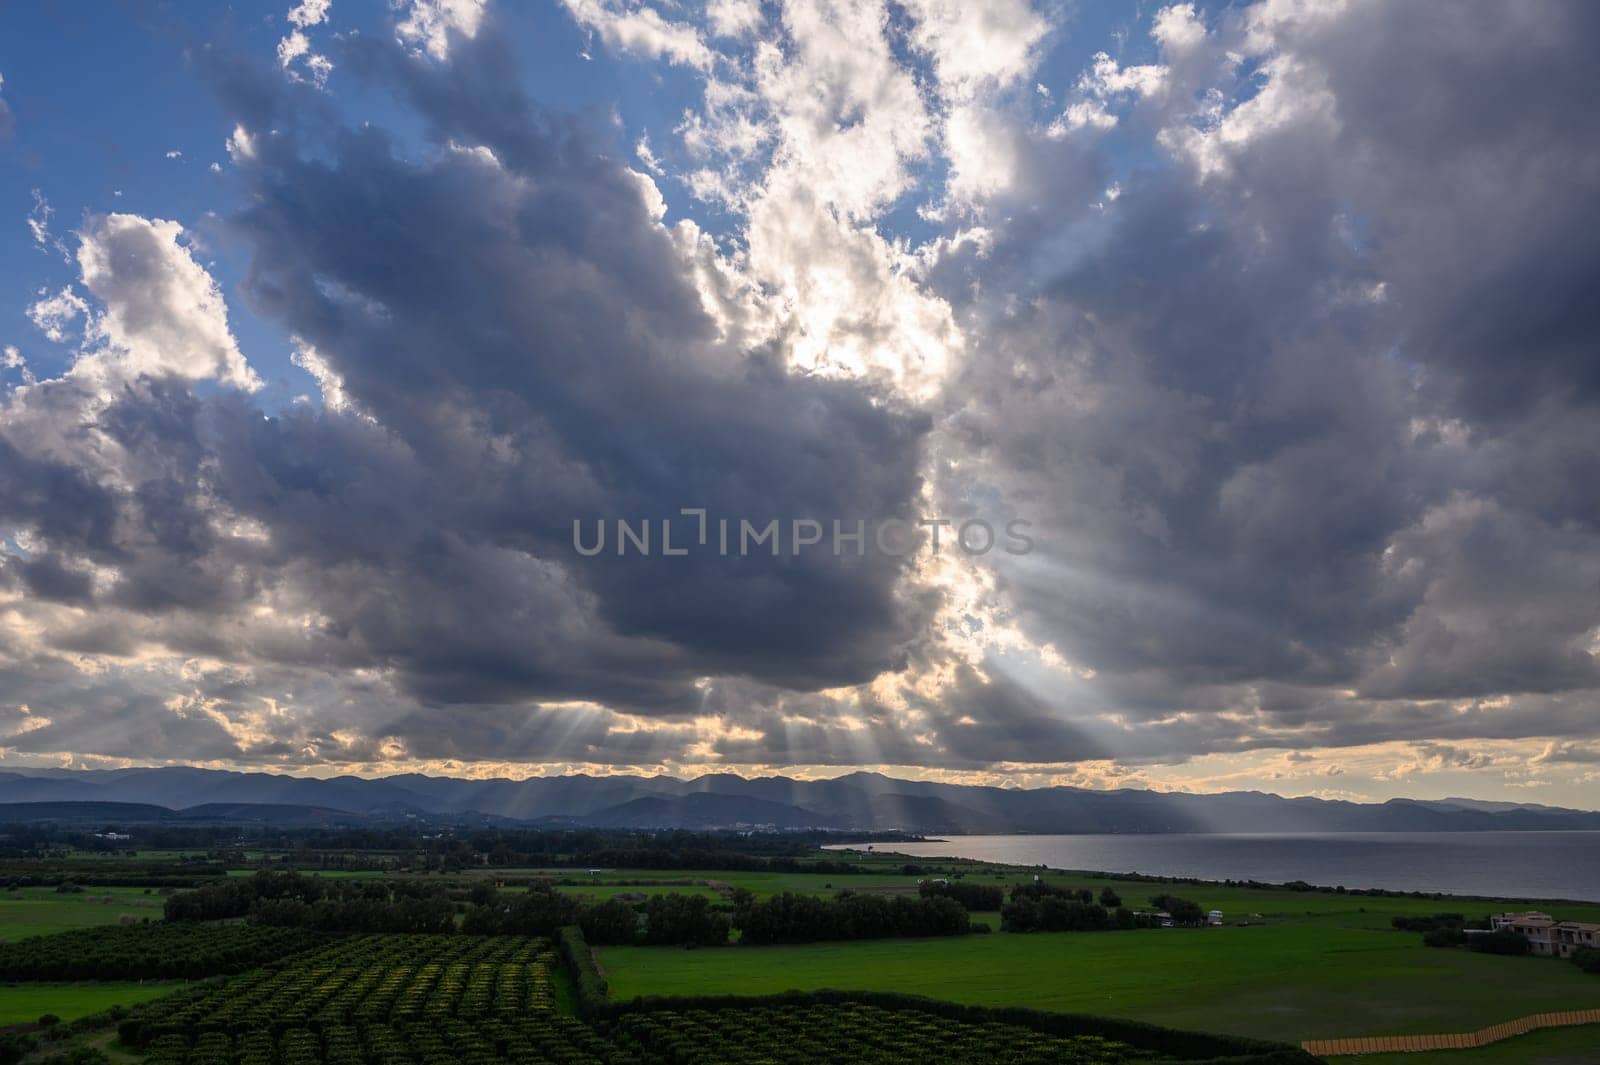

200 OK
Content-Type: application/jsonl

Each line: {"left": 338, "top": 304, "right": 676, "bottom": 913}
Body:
{"left": 3, "top": 0, "right": 1598, "bottom": 775}
{"left": 929, "top": 0, "right": 1600, "bottom": 752}
{"left": 1, "top": 19, "right": 930, "bottom": 746}
{"left": 209, "top": 27, "right": 932, "bottom": 701}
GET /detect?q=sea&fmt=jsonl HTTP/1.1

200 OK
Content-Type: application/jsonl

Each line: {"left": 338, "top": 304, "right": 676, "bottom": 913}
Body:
{"left": 827, "top": 831, "right": 1600, "bottom": 902}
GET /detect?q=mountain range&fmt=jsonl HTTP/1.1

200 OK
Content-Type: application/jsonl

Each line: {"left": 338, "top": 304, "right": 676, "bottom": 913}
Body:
{"left": 1, "top": 767, "right": 1598, "bottom": 834}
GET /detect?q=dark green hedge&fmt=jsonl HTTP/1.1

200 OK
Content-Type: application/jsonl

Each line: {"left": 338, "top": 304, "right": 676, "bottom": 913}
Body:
{"left": 555, "top": 924, "right": 608, "bottom": 1015}
{"left": 600, "top": 989, "right": 1321, "bottom": 1064}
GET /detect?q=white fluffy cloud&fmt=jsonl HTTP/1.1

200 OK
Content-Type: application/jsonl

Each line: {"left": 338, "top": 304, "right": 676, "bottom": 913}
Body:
{"left": 26, "top": 287, "right": 88, "bottom": 343}
{"left": 73, "top": 214, "right": 259, "bottom": 390}
{"left": 395, "top": 0, "right": 487, "bottom": 61}
{"left": 562, "top": 0, "right": 712, "bottom": 68}
{"left": 278, "top": 0, "right": 334, "bottom": 86}
{"left": 901, "top": 0, "right": 1048, "bottom": 99}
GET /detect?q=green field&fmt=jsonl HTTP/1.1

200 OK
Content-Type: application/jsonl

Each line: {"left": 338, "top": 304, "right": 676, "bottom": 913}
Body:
{"left": 600, "top": 875, "right": 1600, "bottom": 1045}
{"left": 1326, "top": 1024, "right": 1600, "bottom": 1064}
{"left": 0, "top": 887, "right": 166, "bottom": 941}
{"left": 553, "top": 882, "right": 723, "bottom": 902}
{"left": 0, "top": 981, "right": 181, "bottom": 1025}
{"left": 566, "top": 864, "right": 1600, "bottom": 919}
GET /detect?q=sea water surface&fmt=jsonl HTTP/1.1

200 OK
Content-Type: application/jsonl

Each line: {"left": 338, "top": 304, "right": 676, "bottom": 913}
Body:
{"left": 828, "top": 831, "right": 1600, "bottom": 901}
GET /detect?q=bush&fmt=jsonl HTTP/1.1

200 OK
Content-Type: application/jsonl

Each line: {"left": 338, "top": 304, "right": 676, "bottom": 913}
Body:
{"left": 0, "top": 1033, "right": 34, "bottom": 1065}
{"left": 1569, "top": 946, "right": 1600, "bottom": 974}
{"left": 1149, "top": 894, "right": 1206, "bottom": 927}
{"left": 1469, "top": 929, "right": 1530, "bottom": 956}
{"left": 34, "top": 1048, "right": 109, "bottom": 1065}
{"left": 1422, "top": 927, "right": 1466, "bottom": 948}
{"left": 1392, "top": 912, "right": 1465, "bottom": 933}
{"left": 918, "top": 879, "right": 1003, "bottom": 911}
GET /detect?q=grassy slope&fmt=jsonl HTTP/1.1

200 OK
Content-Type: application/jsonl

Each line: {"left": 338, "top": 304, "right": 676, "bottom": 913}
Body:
{"left": 0, "top": 982, "right": 181, "bottom": 1026}
{"left": 599, "top": 873, "right": 1600, "bottom": 1045}
{"left": 0, "top": 888, "right": 166, "bottom": 941}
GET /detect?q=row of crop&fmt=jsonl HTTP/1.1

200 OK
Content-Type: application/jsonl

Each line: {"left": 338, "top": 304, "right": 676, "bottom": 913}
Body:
{"left": 605, "top": 1004, "right": 1151, "bottom": 1065}
{"left": 595, "top": 991, "right": 1322, "bottom": 1065}
{"left": 0, "top": 922, "right": 326, "bottom": 982}
{"left": 121, "top": 936, "right": 553, "bottom": 1044}
{"left": 136, "top": 1017, "right": 647, "bottom": 1065}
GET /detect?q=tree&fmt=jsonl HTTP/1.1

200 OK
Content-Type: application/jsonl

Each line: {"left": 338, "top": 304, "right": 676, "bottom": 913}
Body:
{"left": 579, "top": 897, "right": 640, "bottom": 946}
{"left": 641, "top": 894, "right": 728, "bottom": 947}
{"left": 1149, "top": 894, "right": 1205, "bottom": 927}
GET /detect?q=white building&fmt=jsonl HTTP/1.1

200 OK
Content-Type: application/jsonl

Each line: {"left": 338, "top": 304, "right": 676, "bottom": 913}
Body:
{"left": 1490, "top": 911, "right": 1600, "bottom": 958}
{"left": 1553, "top": 920, "right": 1600, "bottom": 959}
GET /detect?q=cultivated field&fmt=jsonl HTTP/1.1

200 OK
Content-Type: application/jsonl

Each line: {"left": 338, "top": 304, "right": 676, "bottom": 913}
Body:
{"left": 599, "top": 872, "right": 1600, "bottom": 1044}
{"left": 3, "top": 839, "right": 1596, "bottom": 1063}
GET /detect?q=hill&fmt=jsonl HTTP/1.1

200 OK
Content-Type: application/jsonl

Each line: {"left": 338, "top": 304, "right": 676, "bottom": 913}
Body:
{"left": 1, "top": 767, "right": 1597, "bottom": 834}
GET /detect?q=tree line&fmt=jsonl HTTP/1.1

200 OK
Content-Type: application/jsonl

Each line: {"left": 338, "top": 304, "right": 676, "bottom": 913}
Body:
{"left": 1000, "top": 881, "right": 1205, "bottom": 933}
{"left": 730, "top": 890, "right": 973, "bottom": 944}
{"left": 464, "top": 884, "right": 729, "bottom": 947}
{"left": 0, "top": 922, "right": 322, "bottom": 981}
{"left": 917, "top": 878, "right": 1003, "bottom": 910}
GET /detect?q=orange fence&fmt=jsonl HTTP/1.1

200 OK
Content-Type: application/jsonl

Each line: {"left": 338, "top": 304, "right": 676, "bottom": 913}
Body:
{"left": 1303, "top": 1007, "right": 1600, "bottom": 1056}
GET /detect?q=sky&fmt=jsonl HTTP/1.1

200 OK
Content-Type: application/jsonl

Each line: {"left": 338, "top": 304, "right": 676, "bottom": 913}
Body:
{"left": 1, "top": 0, "right": 1598, "bottom": 807}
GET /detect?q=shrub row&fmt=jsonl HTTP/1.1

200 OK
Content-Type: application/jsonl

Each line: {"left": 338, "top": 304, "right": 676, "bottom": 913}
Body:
{"left": 730, "top": 890, "right": 970, "bottom": 945}
{"left": 165, "top": 873, "right": 455, "bottom": 932}
{"left": 0, "top": 922, "right": 324, "bottom": 981}
{"left": 464, "top": 886, "right": 728, "bottom": 948}
{"left": 555, "top": 926, "right": 608, "bottom": 1015}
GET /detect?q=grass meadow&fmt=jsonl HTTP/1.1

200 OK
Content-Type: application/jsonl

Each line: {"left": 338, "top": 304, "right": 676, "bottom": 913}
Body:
{"left": 598, "top": 872, "right": 1600, "bottom": 1045}
{"left": 0, "top": 981, "right": 182, "bottom": 1025}
{"left": 0, "top": 887, "right": 166, "bottom": 941}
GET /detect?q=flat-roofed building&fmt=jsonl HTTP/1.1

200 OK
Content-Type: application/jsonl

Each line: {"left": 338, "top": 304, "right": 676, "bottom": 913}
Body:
{"left": 1552, "top": 920, "right": 1600, "bottom": 959}
{"left": 1491, "top": 911, "right": 1599, "bottom": 958}
{"left": 1491, "top": 911, "right": 1557, "bottom": 955}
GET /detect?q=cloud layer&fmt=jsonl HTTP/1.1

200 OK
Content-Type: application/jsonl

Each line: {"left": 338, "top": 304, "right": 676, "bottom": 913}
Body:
{"left": 2, "top": 0, "right": 1597, "bottom": 803}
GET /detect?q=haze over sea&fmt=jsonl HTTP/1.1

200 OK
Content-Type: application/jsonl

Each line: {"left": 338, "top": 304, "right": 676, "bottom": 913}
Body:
{"left": 832, "top": 831, "right": 1600, "bottom": 902}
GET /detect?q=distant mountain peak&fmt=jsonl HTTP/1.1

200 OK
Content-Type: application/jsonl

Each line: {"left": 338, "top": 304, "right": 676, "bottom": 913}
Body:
{"left": 0, "top": 766, "right": 1594, "bottom": 832}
